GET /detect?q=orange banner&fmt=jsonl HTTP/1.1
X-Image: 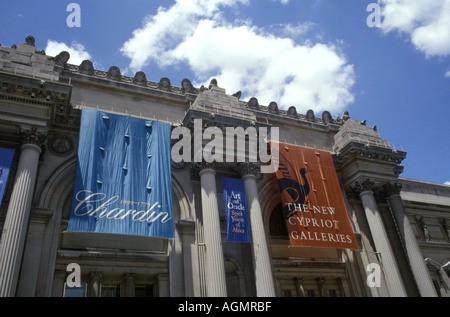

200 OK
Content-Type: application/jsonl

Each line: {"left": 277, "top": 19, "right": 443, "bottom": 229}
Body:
{"left": 273, "top": 143, "right": 358, "bottom": 249}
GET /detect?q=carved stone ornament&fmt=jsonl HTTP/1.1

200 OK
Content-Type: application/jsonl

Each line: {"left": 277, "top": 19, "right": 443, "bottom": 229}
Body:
{"left": 382, "top": 182, "right": 402, "bottom": 197}
{"left": 416, "top": 215, "right": 431, "bottom": 241}
{"left": 208, "top": 78, "right": 218, "bottom": 89}
{"left": 344, "top": 184, "right": 361, "bottom": 201}
{"left": 158, "top": 77, "right": 172, "bottom": 91}
{"left": 181, "top": 78, "right": 195, "bottom": 94}
{"left": 322, "top": 111, "right": 333, "bottom": 125}
{"left": 232, "top": 91, "right": 242, "bottom": 100}
{"left": 107, "top": 66, "right": 122, "bottom": 81}
{"left": 79, "top": 60, "right": 94, "bottom": 75}
{"left": 247, "top": 97, "right": 259, "bottom": 110}
{"left": 25, "top": 35, "right": 35, "bottom": 45}
{"left": 236, "top": 162, "right": 260, "bottom": 177}
{"left": 20, "top": 127, "right": 47, "bottom": 153}
{"left": 346, "top": 177, "right": 375, "bottom": 197}
{"left": 191, "top": 162, "right": 216, "bottom": 179}
{"left": 306, "top": 109, "right": 315, "bottom": 121}
{"left": 268, "top": 102, "right": 279, "bottom": 114}
{"left": 53, "top": 51, "right": 70, "bottom": 67}
{"left": 287, "top": 106, "right": 298, "bottom": 118}
{"left": 48, "top": 135, "right": 73, "bottom": 156}
{"left": 133, "top": 71, "right": 147, "bottom": 86}
{"left": 358, "top": 178, "right": 375, "bottom": 192}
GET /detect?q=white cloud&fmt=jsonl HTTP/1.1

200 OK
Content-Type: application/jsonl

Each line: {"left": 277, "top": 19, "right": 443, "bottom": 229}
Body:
{"left": 121, "top": 0, "right": 355, "bottom": 114}
{"left": 45, "top": 40, "right": 92, "bottom": 66}
{"left": 445, "top": 181, "right": 450, "bottom": 185}
{"left": 271, "top": 22, "right": 315, "bottom": 39}
{"left": 445, "top": 70, "right": 450, "bottom": 77}
{"left": 379, "top": 0, "right": 450, "bottom": 57}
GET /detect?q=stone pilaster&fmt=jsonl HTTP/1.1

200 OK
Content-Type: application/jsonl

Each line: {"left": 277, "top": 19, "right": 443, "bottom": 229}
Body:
{"left": 0, "top": 127, "right": 46, "bottom": 297}
{"left": 238, "top": 162, "right": 275, "bottom": 297}
{"left": 382, "top": 182, "right": 437, "bottom": 297}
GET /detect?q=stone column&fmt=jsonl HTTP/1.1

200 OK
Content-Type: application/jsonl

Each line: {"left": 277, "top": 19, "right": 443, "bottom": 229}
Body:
{"left": 197, "top": 163, "right": 227, "bottom": 297}
{"left": 383, "top": 182, "right": 438, "bottom": 297}
{"left": 239, "top": 163, "right": 275, "bottom": 297}
{"left": 192, "top": 176, "right": 207, "bottom": 297}
{"left": 87, "top": 272, "right": 102, "bottom": 297}
{"left": 356, "top": 178, "right": 407, "bottom": 297}
{"left": 0, "top": 127, "right": 46, "bottom": 297}
{"left": 294, "top": 278, "right": 306, "bottom": 297}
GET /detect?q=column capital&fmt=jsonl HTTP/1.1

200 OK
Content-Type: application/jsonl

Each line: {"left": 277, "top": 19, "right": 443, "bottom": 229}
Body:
{"left": 19, "top": 126, "right": 47, "bottom": 153}
{"left": 382, "top": 181, "right": 402, "bottom": 197}
{"left": 88, "top": 272, "right": 103, "bottom": 280}
{"left": 357, "top": 177, "right": 375, "bottom": 193}
{"left": 190, "top": 161, "right": 216, "bottom": 181}
{"left": 344, "top": 184, "right": 361, "bottom": 201}
{"left": 236, "top": 162, "right": 260, "bottom": 178}
{"left": 346, "top": 177, "right": 375, "bottom": 197}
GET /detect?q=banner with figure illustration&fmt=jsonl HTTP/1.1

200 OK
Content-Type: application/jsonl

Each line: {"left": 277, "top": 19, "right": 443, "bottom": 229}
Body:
{"left": 222, "top": 178, "right": 251, "bottom": 242}
{"left": 273, "top": 143, "right": 358, "bottom": 249}
{"left": 68, "top": 109, "right": 174, "bottom": 239}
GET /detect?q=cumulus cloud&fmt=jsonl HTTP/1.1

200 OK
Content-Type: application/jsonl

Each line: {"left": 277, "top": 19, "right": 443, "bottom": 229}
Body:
{"left": 379, "top": 0, "right": 450, "bottom": 57}
{"left": 121, "top": 0, "right": 355, "bottom": 114}
{"left": 445, "top": 181, "right": 450, "bottom": 185}
{"left": 45, "top": 40, "right": 92, "bottom": 66}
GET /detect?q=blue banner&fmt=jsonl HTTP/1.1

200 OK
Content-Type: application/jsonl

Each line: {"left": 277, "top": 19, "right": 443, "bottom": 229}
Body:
{"left": 222, "top": 178, "right": 251, "bottom": 242}
{"left": 0, "top": 148, "right": 15, "bottom": 206}
{"left": 68, "top": 109, "right": 174, "bottom": 238}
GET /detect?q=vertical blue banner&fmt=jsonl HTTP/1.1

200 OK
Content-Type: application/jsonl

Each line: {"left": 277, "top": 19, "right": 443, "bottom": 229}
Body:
{"left": 68, "top": 109, "right": 174, "bottom": 238}
{"left": 222, "top": 178, "right": 251, "bottom": 242}
{"left": 0, "top": 148, "right": 15, "bottom": 206}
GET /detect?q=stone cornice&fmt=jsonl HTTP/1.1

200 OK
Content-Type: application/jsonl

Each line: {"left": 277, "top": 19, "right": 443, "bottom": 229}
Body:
{"left": 58, "top": 67, "right": 197, "bottom": 107}
{"left": 333, "top": 141, "right": 407, "bottom": 169}
{"left": 0, "top": 71, "right": 78, "bottom": 131}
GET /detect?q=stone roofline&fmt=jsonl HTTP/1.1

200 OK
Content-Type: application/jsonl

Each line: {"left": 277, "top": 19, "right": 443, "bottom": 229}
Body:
{"left": 1, "top": 36, "right": 398, "bottom": 154}
{"left": 56, "top": 56, "right": 352, "bottom": 128}
{"left": 1, "top": 36, "right": 360, "bottom": 126}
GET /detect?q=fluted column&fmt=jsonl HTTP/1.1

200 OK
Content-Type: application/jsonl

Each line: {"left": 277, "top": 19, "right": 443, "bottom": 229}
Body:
{"left": 0, "top": 127, "right": 46, "bottom": 297}
{"left": 197, "top": 162, "right": 227, "bottom": 297}
{"left": 355, "top": 178, "right": 407, "bottom": 297}
{"left": 383, "top": 182, "right": 437, "bottom": 297}
{"left": 239, "top": 163, "right": 275, "bottom": 297}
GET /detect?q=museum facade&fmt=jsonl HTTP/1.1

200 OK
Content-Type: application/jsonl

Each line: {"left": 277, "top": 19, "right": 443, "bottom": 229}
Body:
{"left": 0, "top": 36, "right": 449, "bottom": 297}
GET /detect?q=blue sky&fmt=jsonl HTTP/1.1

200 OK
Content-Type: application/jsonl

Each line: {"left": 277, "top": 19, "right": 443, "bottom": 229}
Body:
{"left": 1, "top": 0, "right": 450, "bottom": 185}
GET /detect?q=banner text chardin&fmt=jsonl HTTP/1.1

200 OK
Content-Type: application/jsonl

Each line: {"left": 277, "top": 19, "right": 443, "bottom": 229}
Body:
{"left": 73, "top": 190, "right": 172, "bottom": 224}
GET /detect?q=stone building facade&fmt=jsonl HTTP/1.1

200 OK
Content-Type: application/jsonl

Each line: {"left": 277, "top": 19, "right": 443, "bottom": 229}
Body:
{"left": 0, "top": 36, "right": 449, "bottom": 297}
